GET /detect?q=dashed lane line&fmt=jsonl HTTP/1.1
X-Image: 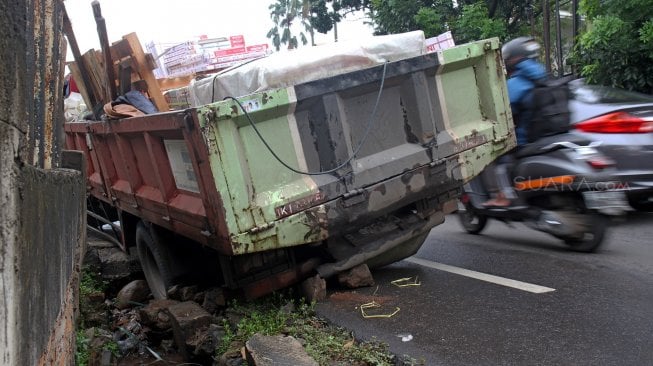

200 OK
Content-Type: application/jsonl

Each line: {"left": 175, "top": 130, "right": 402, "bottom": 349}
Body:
{"left": 405, "top": 257, "right": 556, "bottom": 294}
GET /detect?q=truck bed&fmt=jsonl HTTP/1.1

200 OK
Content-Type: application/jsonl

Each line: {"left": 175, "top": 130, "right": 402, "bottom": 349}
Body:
{"left": 65, "top": 37, "right": 514, "bottom": 290}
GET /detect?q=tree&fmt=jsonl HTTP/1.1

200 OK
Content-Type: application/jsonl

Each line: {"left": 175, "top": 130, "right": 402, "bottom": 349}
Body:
{"left": 451, "top": 2, "right": 507, "bottom": 43}
{"left": 267, "top": 0, "right": 311, "bottom": 51}
{"left": 310, "top": 0, "right": 371, "bottom": 42}
{"left": 367, "top": 0, "right": 534, "bottom": 42}
{"left": 572, "top": 0, "right": 653, "bottom": 93}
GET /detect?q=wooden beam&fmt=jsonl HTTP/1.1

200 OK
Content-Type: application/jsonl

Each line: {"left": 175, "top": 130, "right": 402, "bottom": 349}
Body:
{"left": 92, "top": 1, "right": 118, "bottom": 100}
{"left": 122, "top": 32, "right": 169, "bottom": 112}
{"left": 68, "top": 62, "right": 93, "bottom": 109}
{"left": 62, "top": 6, "right": 98, "bottom": 109}
{"left": 81, "top": 49, "right": 110, "bottom": 105}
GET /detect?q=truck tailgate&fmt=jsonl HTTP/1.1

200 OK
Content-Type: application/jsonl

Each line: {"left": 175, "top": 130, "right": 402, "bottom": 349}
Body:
{"left": 195, "top": 38, "right": 514, "bottom": 253}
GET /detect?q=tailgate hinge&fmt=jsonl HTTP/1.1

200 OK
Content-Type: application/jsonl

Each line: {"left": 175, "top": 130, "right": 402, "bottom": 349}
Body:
{"left": 248, "top": 222, "right": 275, "bottom": 235}
{"left": 342, "top": 188, "right": 366, "bottom": 207}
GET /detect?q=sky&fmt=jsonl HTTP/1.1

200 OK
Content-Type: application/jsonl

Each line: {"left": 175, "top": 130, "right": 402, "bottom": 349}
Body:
{"left": 63, "top": 0, "right": 374, "bottom": 61}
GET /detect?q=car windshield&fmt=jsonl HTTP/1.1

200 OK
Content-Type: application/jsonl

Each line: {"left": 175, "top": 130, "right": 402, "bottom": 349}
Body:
{"left": 571, "top": 83, "right": 653, "bottom": 104}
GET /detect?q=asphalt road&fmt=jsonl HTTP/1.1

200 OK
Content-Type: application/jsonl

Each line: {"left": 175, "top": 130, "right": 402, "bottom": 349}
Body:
{"left": 316, "top": 212, "right": 653, "bottom": 366}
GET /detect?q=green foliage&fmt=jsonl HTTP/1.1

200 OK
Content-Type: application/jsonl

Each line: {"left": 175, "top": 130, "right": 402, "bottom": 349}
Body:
{"left": 452, "top": 2, "right": 507, "bottom": 44}
{"left": 573, "top": 0, "right": 653, "bottom": 92}
{"left": 78, "top": 268, "right": 107, "bottom": 329}
{"left": 75, "top": 331, "right": 91, "bottom": 366}
{"left": 640, "top": 20, "right": 653, "bottom": 46}
{"left": 217, "top": 293, "right": 398, "bottom": 365}
{"left": 103, "top": 340, "right": 120, "bottom": 358}
{"left": 370, "top": 0, "right": 432, "bottom": 35}
{"left": 80, "top": 269, "right": 106, "bottom": 297}
{"left": 267, "top": 0, "right": 311, "bottom": 51}
{"left": 368, "top": 0, "right": 531, "bottom": 42}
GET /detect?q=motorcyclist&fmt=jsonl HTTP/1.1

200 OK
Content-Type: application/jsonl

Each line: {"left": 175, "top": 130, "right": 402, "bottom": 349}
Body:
{"left": 482, "top": 36, "right": 547, "bottom": 207}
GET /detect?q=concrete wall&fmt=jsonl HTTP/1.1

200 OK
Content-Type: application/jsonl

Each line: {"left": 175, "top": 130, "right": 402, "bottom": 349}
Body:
{"left": 1, "top": 0, "right": 85, "bottom": 365}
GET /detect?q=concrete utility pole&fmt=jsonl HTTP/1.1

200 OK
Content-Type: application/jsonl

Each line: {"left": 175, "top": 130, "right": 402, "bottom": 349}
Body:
{"left": 1, "top": 1, "right": 86, "bottom": 365}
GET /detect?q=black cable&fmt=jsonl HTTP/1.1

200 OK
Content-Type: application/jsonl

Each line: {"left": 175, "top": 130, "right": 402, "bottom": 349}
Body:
{"left": 223, "top": 61, "right": 389, "bottom": 176}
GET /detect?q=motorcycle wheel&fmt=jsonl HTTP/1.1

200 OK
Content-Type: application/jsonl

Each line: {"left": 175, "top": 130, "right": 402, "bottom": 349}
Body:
{"left": 457, "top": 203, "right": 488, "bottom": 235}
{"left": 563, "top": 214, "right": 607, "bottom": 253}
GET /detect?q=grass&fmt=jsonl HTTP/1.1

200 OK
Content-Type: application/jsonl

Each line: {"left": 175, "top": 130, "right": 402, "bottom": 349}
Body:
{"left": 217, "top": 291, "right": 411, "bottom": 366}
{"left": 76, "top": 268, "right": 109, "bottom": 366}
{"left": 75, "top": 268, "right": 422, "bottom": 365}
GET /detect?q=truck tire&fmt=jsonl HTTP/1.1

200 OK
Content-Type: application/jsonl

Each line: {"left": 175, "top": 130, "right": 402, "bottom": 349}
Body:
{"left": 135, "top": 222, "right": 178, "bottom": 299}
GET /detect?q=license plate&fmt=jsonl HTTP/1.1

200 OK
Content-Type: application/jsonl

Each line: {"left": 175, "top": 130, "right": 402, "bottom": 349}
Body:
{"left": 582, "top": 190, "right": 630, "bottom": 210}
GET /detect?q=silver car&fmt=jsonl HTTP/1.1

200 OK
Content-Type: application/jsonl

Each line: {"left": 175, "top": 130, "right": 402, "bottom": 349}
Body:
{"left": 569, "top": 80, "right": 653, "bottom": 211}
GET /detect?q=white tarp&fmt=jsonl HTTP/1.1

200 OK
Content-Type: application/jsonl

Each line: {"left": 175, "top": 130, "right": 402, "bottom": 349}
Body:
{"left": 189, "top": 31, "right": 426, "bottom": 106}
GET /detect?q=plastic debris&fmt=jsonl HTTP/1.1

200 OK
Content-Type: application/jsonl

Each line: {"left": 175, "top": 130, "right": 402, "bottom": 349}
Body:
{"left": 359, "top": 301, "right": 400, "bottom": 318}
{"left": 391, "top": 276, "right": 421, "bottom": 287}
{"left": 397, "top": 333, "right": 413, "bottom": 342}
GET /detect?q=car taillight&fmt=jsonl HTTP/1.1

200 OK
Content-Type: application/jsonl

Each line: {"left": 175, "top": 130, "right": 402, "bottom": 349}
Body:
{"left": 575, "top": 112, "right": 653, "bottom": 133}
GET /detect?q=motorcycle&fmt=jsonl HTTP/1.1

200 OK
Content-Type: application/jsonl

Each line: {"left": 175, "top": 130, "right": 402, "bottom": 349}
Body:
{"left": 457, "top": 134, "right": 631, "bottom": 252}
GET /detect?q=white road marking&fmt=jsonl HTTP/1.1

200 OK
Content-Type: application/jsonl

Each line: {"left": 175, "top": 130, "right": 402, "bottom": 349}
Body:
{"left": 405, "top": 257, "right": 556, "bottom": 294}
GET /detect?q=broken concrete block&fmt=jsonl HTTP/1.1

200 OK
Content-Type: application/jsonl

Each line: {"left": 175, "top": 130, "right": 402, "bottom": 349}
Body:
{"left": 245, "top": 334, "right": 318, "bottom": 366}
{"left": 300, "top": 275, "right": 326, "bottom": 303}
{"left": 167, "top": 301, "right": 213, "bottom": 359}
{"left": 96, "top": 246, "right": 141, "bottom": 280}
{"left": 138, "top": 299, "right": 179, "bottom": 331}
{"left": 337, "top": 264, "right": 375, "bottom": 288}
{"left": 202, "top": 288, "right": 227, "bottom": 314}
{"left": 115, "top": 279, "right": 150, "bottom": 309}
{"left": 180, "top": 285, "right": 199, "bottom": 302}
{"left": 187, "top": 323, "right": 225, "bottom": 360}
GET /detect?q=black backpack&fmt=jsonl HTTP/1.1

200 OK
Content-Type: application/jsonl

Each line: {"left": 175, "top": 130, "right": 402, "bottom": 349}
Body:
{"left": 526, "top": 76, "right": 574, "bottom": 143}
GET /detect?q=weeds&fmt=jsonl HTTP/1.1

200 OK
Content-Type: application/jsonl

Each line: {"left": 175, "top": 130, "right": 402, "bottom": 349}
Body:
{"left": 76, "top": 268, "right": 109, "bottom": 365}
{"left": 217, "top": 292, "right": 397, "bottom": 366}
{"left": 75, "top": 331, "right": 91, "bottom": 366}
{"left": 79, "top": 269, "right": 106, "bottom": 297}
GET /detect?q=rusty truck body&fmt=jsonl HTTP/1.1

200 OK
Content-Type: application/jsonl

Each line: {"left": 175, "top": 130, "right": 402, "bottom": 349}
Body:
{"left": 65, "top": 37, "right": 515, "bottom": 300}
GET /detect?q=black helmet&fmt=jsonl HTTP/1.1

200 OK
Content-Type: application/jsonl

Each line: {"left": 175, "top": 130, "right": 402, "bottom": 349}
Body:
{"left": 502, "top": 37, "right": 541, "bottom": 64}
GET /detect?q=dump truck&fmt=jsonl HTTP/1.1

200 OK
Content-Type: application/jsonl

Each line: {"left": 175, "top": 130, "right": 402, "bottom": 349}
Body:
{"left": 64, "top": 34, "right": 515, "bottom": 300}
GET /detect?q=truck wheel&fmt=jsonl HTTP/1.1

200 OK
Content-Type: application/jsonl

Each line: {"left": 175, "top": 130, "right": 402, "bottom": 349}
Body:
{"left": 563, "top": 214, "right": 607, "bottom": 253}
{"left": 135, "top": 222, "right": 177, "bottom": 299}
{"left": 457, "top": 203, "right": 487, "bottom": 234}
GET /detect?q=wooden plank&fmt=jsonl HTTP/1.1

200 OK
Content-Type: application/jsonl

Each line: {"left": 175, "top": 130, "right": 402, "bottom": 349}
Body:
{"left": 145, "top": 53, "right": 157, "bottom": 71}
{"left": 63, "top": 6, "right": 98, "bottom": 109}
{"left": 157, "top": 74, "right": 195, "bottom": 92}
{"left": 118, "top": 57, "right": 133, "bottom": 95}
{"left": 68, "top": 62, "right": 93, "bottom": 110}
{"left": 122, "top": 32, "right": 169, "bottom": 112}
{"left": 92, "top": 1, "right": 118, "bottom": 100}
{"left": 110, "top": 38, "right": 132, "bottom": 61}
{"left": 81, "top": 49, "right": 110, "bottom": 105}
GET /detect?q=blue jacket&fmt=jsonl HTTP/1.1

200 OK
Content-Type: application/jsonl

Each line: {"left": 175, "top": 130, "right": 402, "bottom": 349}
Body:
{"left": 507, "top": 58, "right": 547, "bottom": 145}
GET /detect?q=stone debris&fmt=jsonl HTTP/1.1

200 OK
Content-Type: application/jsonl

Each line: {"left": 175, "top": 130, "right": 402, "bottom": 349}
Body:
{"left": 138, "top": 299, "right": 179, "bottom": 331}
{"left": 337, "top": 264, "right": 375, "bottom": 288}
{"left": 300, "top": 274, "right": 326, "bottom": 302}
{"left": 167, "top": 301, "right": 213, "bottom": 359}
{"left": 80, "top": 235, "right": 392, "bottom": 365}
{"left": 245, "top": 334, "right": 318, "bottom": 366}
{"left": 95, "top": 245, "right": 141, "bottom": 280}
{"left": 202, "top": 287, "right": 227, "bottom": 314}
{"left": 115, "top": 279, "right": 150, "bottom": 309}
